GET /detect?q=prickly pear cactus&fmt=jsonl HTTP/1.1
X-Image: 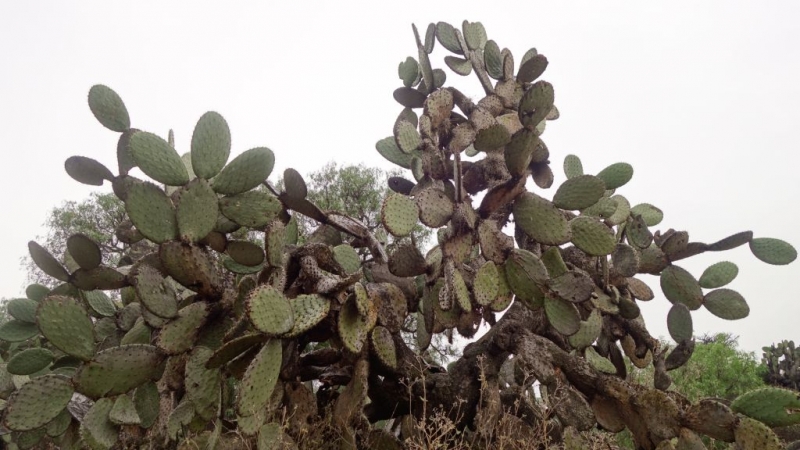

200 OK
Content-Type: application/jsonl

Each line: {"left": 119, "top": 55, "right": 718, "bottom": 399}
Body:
{"left": 0, "top": 20, "right": 797, "bottom": 450}
{"left": 762, "top": 339, "right": 800, "bottom": 391}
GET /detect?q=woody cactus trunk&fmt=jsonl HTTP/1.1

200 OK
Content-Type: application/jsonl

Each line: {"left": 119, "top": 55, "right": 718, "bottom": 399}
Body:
{"left": 1, "top": 21, "right": 799, "bottom": 450}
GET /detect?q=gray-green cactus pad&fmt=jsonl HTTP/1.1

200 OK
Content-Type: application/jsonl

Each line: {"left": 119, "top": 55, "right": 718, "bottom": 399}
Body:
{"left": 66, "top": 233, "right": 102, "bottom": 270}
{"left": 703, "top": 288, "right": 749, "bottom": 320}
{"left": 659, "top": 265, "right": 703, "bottom": 310}
{"left": 749, "top": 237, "right": 797, "bottom": 265}
{"left": 88, "top": 84, "right": 130, "bottom": 132}
{"left": 731, "top": 387, "right": 800, "bottom": 428}
{"left": 133, "top": 265, "right": 178, "bottom": 319}
{"left": 630, "top": 203, "right": 663, "bottom": 227}
{"left": 125, "top": 182, "right": 178, "bottom": 244}
{"left": 81, "top": 397, "right": 119, "bottom": 449}
{"left": 176, "top": 178, "right": 219, "bottom": 243}
{"left": 211, "top": 147, "right": 275, "bottom": 196}
{"left": 596, "top": 162, "right": 633, "bottom": 189}
{"left": 28, "top": 241, "right": 69, "bottom": 282}
{"left": 191, "top": 111, "right": 231, "bottom": 179}
{"left": 129, "top": 131, "right": 190, "bottom": 186}
{"left": 513, "top": 192, "right": 571, "bottom": 245}
{"left": 238, "top": 339, "right": 282, "bottom": 417}
{"left": 544, "top": 296, "right": 580, "bottom": 336}
{"left": 0, "top": 320, "right": 39, "bottom": 342}
{"left": 381, "top": 193, "right": 418, "bottom": 237}
{"left": 667, "top": 303, "right": 693, "bottom": 342}
{"left": 7, "top": 348, "right": 54, "bottom": 375}
{"left": 36, "top": 295, "right": 96, "bottom": 360}
{"left": 553, "top": 175, "right": 606, "bottom": 210}
{"left": 6, "top": 299, "right": 39, "bottom": 323}
{"left": 157, "top": 302, "right": 210, "bottom": 354}
{"left": 219, "top": 191, "right": 282, "bottom": 229}
{"left": 246, "top": 285, "right": 294, "bottom": 336}
{"left": 569, "top": 216, "right": 616, "bottom": 256}
{"left": 3, "top": 374, "right": 73, "bottom": 431}
{"left": 74, "top": 344, "right": 166, "bottom": 398}
{"left": 185, "top": 347, "right": 221, "bottom": 421}
{"left": 698, "top": 261, "right": 738, "bottom": 289}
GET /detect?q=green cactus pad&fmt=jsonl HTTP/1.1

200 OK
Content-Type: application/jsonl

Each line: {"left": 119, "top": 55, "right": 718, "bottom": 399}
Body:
{"left": 569, "top": 216, "right": 616, "bottom": 256}
{"left": 74, "top": 344, "right": 166, "bottom": 398}
{"left": 398, "top": 56, "right": 419, "bottom": 87}
{"left": 25, "top": 284, "right": 49, "bottom": 301}
{"left": 157, "top": 301, "right": 210, "bottom": 354}
{"left": 45, "top": 408, "right": 72, "bottom": 438}
{"left": 553, "top": 175, "right": 606, "bottom": 210}
{"left": 133, "top": 381, "right": 159, "bottom": 429}
{"left": 731, "top": 387, "right": 800, "bottom": 428}
{"left": 7, "top": 348, "right": 54, "bottom": 375}
{"left": 84, "top": 290, "right": 116, "bottom": 317}
{"left": 611, "top": 243, "right": 640, "bottom": 278}
{"left": 462, "top": 20, "right": 486, "bottom": 50}
{"left": 667, "top": 303, "right": 693, "bottom": 342}
{"left": 482, "top": 40, "right": 503, "bottom": 79}
{"left": 394, "top": 120, "right": 421, "bottom": 154}
{"left": 475, "top": 123, "right": 511, "bottom": 152}
{"left": 698, "top": 261, "right": 739, "bottom": 289}
{"left": 247, "top": 285, "right": 294, "bottom": 336}
{"left": 435, "top": 21, "right": 462, "bottom": 54}
{"left": 660, "top": 265, "right": 703, "bottom": 310}
{"left": 159, "top": 241, "right": 221, "bottom": 296}
{"left": 749, "top": 237, "right": 797, "bottom": 265}
{"left": 283, "top": 294, "right": 331, "bottom": 338}
{"left": 630, "top": 203, "right": 663, "bottom": 227}
{"left": 381, "top": 193, "right": 418, "bottom": 237}
{"left": 568, "top": 309, "right": 602, "bottom": 349}
{"left": 338, "top": 298, "right": 371, "bottom": 354}
{"left": 733, "top": 416, "right": 782, "bottom": 450}
{"left": 81, "top": 397, "right": 118, "bottom": 449}
{"left": 6, "top": 299, "right": 38, "bottom": 323}
{"left": 282, "top": 168, "right": 308, "bottom": 201}
{"left": 133, "top": 265, "right": 178, "bottom": 319}
{"left": 206, "top": 334, "right": 265, "bottom": 369}
{"left": 36, "top": 295, "right": 96, "bottom": 360}
{"left": 504, "top": 129, "right": 537, "bottom": 176}
{"left": 64, "top": 156, "right": 114, "bottom": 187}
{"left": 547, "top": 272, "right": 594, "bottom": 303}
{"left": 626, "top": 215, "right": 654, "bottom": 251}
{"left": 388, "top": 242, "right": 427, "bottom": 277}
{"left": 585, "top": 346, "right": 616, "bottom": 374}
{"left": 121, "top": 319, "right": 151, "bottom": 345}
{"left": 227, "top": 240, "right": 266, "bottom": 267}
{"left": 707, "top": 230, "right": 753, "bottom": 252}
{"left": 504, "top": 249, "right": 548, "bottom": 309}
{"left": 175, "top": 178, "right": 218, "bottom": 243}
{"left": 266, "top": 221, "right": 286, "bottom": 266}
{"left": 595, "top": 163, "right": 633, "bottom": 190}
{"left": 703, "top": 288, "right": 749, "bottom": 320}
{"left": 66, "top": 233, "right": 102, "bottom": 270}
{"left": 606, "top": 195, "right": 631, "bottom": 226}
{"left": 125, "top": 181, "right": 178, "bottom": 244}
{"left": 333, "top": 244, "right": 361, "bottom": 274}
{"left": 451, "top": 264, "right": 471, "bottom": 311}
{"left": 517, "top": 54, "right": 548, "bottom": 83}
{"left": 376, "top": 136, "right": 414, "bottom": 169}
{"left": 212, "top": 147, "right": 275, "bottom": 196}
{"left": 185, "top": 347, "right": 221, "bottom": 421}
{"left": 109, "top": 394, "right": 140, "bottom": 425}
{"left": 191, "top": 111, "right": 231, "bottom": 179}
{"left": 3, "top": 374, "right": 73, "bottom": 431}
{"left": 88, "top": 84, "right": 130, "bottom": 132}
{"left": 445, "top": 55, "right": 471, "bottom": 77}
{"left": 544, "top": 296, "right": 580, "bottom": 336}
{"left": 581, "top": 196, "right": 618, "bottom": 221}
{"left": 167, "top": 398, "right": 195, "bottom": 440}
{"left": 116, "top": 303, "right": 142, "bottom": 332}
{"left": 519, "top": 80, "right": 554, "bottom": 128}
{"left": 416, "top": 188, "right": 454, "bottom": 228}
{"left": 474, "top": 261, "right": 499, "bottom": 306}
{"left": 371, "top": 326, "right": 397, "bottom": 370}
{"left": 28, "top": 241, "right": 69, "bottom": 282}
{"left": 237, "top": 339, "right": 282, "bottom": 416}
{"left": 219, "top": 190, "right": 282, "bottom": 229}
{"left": 513, "top": 192, "right": 571, "bottom": 245}
{"left": 129, "top": 131, "right": 190, "bottom": 186}
{"left": 563, "top": 154, "right": 584, "bottom": 180}
{"left": 0, "top": 320, "right": 39, "bottom": 342}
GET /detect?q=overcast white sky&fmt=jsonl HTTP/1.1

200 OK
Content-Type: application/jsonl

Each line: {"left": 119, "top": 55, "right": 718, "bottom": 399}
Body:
{"left": 1, "top": 2, "right": 798, "bottom": 354}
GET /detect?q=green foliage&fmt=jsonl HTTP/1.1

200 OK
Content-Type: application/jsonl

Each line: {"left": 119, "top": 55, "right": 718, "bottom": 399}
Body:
{"left": 0, "top": 20, "right": 796, "bottom": 450}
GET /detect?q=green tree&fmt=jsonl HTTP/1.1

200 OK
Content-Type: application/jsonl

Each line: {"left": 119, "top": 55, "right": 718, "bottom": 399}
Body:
{"left": 21, "top": 192, "right": 128, "bottom": 288}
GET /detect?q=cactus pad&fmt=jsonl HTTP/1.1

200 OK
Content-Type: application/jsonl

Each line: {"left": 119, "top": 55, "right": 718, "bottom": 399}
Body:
{"left": 27, "top": 241, "right": 70, "bottom": 282}
{"left": 185, "top": 347, "right": 221, "bottom": 421}
{"left": 157, "top": 301, "right": 210, "bottom": 354}
{"left": 563, "top": 154, "right": 583, "bottom": 179}
{"left": 547, "top": 272, "right": 594, "bottom": 303}
{"left": 212, "top": 147, "right": 275, "bottom": 196}
{"left": 569, "top": 216, "right": 616, "bottom": 256}
{"left": 81, "top": 397, "right": 118, "bottom": 449}
{"left": 109, "top": 394, "right": 140, "bottom": 425}
{"left": 474, "top": 261, "right": 499, "bottom": 306}
{"left": 416, "top": 188, "right": 454, "bottom": 228}
{"left": 7, "top": 348, "right": 54, "bottom": 375}
{"left": 219, "top": 190, "right": 282, "bottom": 228}
{"left": 394, "top": 120, "right": 421, "bottom": 154}
{"left": 36, "top": 295, "right": 96, "bottom": 360}
{"left": 381, "top": 193, "right": 418, "bottom": 237}
{"left": 513, "top": 192, "right": 571, "bottom": 245}
{"left": 504, "top": 249, "right": 548, "bottom": 309}
{"left": 74, "top": 344, "right": 166, "bottom": 398}
{"left": 703, "top": 288, "right": 749, "bottom": 320}
{"left": 125, "top": 181, "right": 178, "bottom": 244}
{"left": 191, "top": 111, "right": 231, "bottom": 179}
{"left": 596, "top": 162, "right": 633, "bottom": 190}
{"left": 627, "top": 277, "right": 654, "bottom": 301}
{"left": 6, "top": 299, "right": 38, "bottom": 323}
{"left": 698, "top": 261, "right": 738, "bottom": 289}
{"left": 568, "top": 309, "right": 602, "bottom": 349}
{"left": 228, "top": 240, "right": 266, "bottom": 267}
{"left": 129, "top": 131, "right": 190, "bottom": 186}
{"left": 333, "top": 244, "right": 361, "bottom": 274}
{"left": 339, "top": 298, "right": 372, "bottom": 353}
{"left": 66, "top": 233, "right": 102, "bottom": 270}
{"left": 133, "top": 381, "right": 160, "bottom": 429}
{"left": 553, "top": 175, "right": 606, "bottom": 210}
{"left": 0, "top": 320, "right": 39, "bottom": 342}
{"left": 749, "top": 237, "right": 797, "bottom": 265}
{"left": 87, "top": 84, "right": 130, "bottom": 132}
{"left": 660, "top": 265, "right": 703, "bottom": 310}
{"left": 630, "top": 203, "right": 663, "bottom": 227}
{"left": 247, "top": 285, "right": 294, "bottom": 336}
{"left": 544, "top": 296, "right": 580, "bottom": 336}
{"left": 388, "top": 242, "right": 427, "bottom": 277}
{"left": 611, "top": 243, "right": 639, "bottom": 277}
{"left": 3, "top": 374, "right": 73, "bottom": 431}
{"left": 376, "top": 136, "right": 414, "bottom": 169}
{"left": 667, "top": 303, "right": 693, "bottom": 342}
{"left": 84, "top": 290, "right": 116, "bottom": 317}
{"left": 238, "top": 339, "right": 282, "bottom": 416}
{"left": 175, "top": 178, "right": 218, "bottom": 243}
{"left": 133, "top": 265, "right": 178, "bottom": 319}
{"left": 283, "top": 294, "right": 331, "bottom": 338}
{"left": 370, "top": 326, "right": 397, "bottom": 370}
{"left": 585, "top": 346, "right": 616, "bottom": 374}
{"left": 518, "top": 80, "right": 554, "bottom": 128}
{"left": 731, "top": 387, "right": 800, "bottom": 428}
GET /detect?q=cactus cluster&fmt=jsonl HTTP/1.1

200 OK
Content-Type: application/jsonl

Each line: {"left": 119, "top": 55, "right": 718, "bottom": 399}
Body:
{"left": 763, "top": 340, "right": 800, "bottom": 391}
{"left": 0, "top": 20, "right": 797, "bottom": 450}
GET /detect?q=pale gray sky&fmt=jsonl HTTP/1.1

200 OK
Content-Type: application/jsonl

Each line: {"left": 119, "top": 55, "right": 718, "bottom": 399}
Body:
{"left": 1, "top": 2, "right": 798, "bottom": 354}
